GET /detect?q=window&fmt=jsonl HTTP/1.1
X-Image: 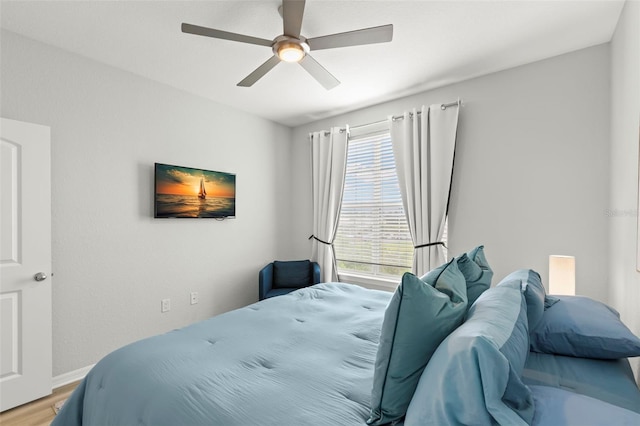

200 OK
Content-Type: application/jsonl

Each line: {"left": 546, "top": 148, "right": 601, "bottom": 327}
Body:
{"left": 334, "top": 130, "right": 414, "bottom": 281}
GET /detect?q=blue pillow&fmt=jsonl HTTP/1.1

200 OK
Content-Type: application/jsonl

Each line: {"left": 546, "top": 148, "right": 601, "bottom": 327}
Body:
{"left": 530, "top": 386, "right": 640, "bottom": 426}
{"left": 272, "top": 260, "right": 311, "bottom": 288}
{"left": 368, "top": 259, "right": 467, "bottom": 425}
{"left": 530, "top": 295, "right": 640, "bottom": 359}
{"left": 464, "top": 245, "right": 493, "bottom": 305}
{"left": 404, "top": 277, "right": 534, "bottom": 426}
{"left": 544, "top": 295, "right": 560, "bottom": 309}
{"left": 421, "top": 245, "right": 493, "bottom": 308}
{"left": 497, "top": 269, "right": 545, "bottom": 331}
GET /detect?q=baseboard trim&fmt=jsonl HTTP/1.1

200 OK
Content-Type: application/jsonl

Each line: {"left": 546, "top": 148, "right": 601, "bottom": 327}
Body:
{"left": 52, "top": 364, "right": 95, "bottom": 389}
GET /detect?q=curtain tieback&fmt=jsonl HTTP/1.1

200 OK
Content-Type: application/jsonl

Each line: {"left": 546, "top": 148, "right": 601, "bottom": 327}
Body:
{"left": 414, "top": 241, "right": 447, "bottom": 249}
{"left": 308, "top": 235, "right": 332, "bottom": 246}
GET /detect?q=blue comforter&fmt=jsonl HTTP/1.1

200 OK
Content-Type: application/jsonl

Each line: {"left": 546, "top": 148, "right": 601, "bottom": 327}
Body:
{"left": 52, "top": 283, "right": 392, "bottom": 426}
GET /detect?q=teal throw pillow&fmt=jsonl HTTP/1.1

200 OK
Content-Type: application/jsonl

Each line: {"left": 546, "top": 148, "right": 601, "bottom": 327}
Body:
{"left": 368, "top": 259, "right": 468, "bottom": 425}
{"left": 464, "top": 245, "right": 493, "bottom": 306}
{"left": 421, "top": 245, "right": 493, "bottom": 308}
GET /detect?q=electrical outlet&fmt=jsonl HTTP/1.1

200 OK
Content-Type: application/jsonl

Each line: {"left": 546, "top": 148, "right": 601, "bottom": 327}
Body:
{"left": 161, "top": 298, "right": 171, "bottom": 313}
{"left": 190, "top": 292, "right": 199, "bottom": 305}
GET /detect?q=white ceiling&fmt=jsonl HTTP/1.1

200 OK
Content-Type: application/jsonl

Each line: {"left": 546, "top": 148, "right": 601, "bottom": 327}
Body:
{"left": 0, "top": 0, "right": 625, "bottom": 127}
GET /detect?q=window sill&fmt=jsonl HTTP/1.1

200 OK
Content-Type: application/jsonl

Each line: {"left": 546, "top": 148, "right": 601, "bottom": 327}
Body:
{"left": 338, "top": 272, "right": 399, "bottom": 292}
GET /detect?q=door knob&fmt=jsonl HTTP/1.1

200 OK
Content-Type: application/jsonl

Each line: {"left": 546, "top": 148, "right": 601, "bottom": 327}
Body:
{"left": 34, "top": 272, "right": 47, "bottom": 282}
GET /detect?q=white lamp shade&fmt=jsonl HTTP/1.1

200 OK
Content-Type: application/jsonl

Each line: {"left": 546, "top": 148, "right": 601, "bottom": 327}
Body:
{"left": 549, "top": 255, "right": 575, "bottom": 295}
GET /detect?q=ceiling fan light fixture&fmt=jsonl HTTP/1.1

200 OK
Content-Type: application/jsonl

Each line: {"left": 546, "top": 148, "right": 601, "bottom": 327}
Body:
{"left": 273, "top": 37, "right": 309, "bottom": 63}
{"left": 278, "top": 43, "right": 305, "bottom": 62}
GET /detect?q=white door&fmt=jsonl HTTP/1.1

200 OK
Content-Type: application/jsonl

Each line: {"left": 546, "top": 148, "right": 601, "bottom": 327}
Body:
{"left": 0, "top": 117, "right": 52, "bottom": 411}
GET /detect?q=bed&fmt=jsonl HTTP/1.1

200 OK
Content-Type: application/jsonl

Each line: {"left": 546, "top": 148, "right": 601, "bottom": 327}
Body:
{"left": 53, "top": 283, "right": 390, "bottom": 425}
{"left": 53, "top": 250, "right": 640, "bottom": 426}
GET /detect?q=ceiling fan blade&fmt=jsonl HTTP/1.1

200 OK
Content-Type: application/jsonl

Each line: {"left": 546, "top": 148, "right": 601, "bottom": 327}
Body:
{"left": 237, "top": 55, "right": 281, "bottom": 87}
{"left": 299, "top": 55, "right": 340, "bottom": 90}
{"left": 282, "top": 0, "right": 305, "bottom": 38}
{"left": 182, "top": 23, "right": 272, "bottom": 47}
{"left": 307, "top": 24, "right": 393, "bottom": 51}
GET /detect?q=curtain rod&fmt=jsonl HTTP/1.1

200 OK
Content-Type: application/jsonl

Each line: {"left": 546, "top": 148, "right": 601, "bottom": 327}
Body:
{"left": 326, "top": 99, "right": 462, "bottom": 135}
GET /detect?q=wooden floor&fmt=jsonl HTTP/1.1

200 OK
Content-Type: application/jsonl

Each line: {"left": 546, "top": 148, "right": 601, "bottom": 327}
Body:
{"left": 0, "top": 382, "right": 79, "bottom": 426}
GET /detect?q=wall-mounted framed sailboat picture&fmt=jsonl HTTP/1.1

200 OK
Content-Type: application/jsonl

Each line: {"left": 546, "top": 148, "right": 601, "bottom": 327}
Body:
{"left": 154, "top": 163, "right": 236, "bottom": 218}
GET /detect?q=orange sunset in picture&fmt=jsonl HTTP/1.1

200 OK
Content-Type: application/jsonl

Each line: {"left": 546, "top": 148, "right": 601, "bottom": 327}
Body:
{"left": 154, "top": 163, "right": 236, "bottom": 218}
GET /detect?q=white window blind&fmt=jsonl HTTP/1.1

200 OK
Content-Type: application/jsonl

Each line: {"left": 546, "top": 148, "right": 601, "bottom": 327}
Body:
{"left": 334, "top": 130, "right": 414, "bottom": 280}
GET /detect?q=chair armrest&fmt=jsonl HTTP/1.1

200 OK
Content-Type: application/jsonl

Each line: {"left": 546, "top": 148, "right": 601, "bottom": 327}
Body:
{"left": 312, "top": 262, "right": 321, "bottom": 284}
{"left": 259, "top": 263, "right": 274, "bottom": 301}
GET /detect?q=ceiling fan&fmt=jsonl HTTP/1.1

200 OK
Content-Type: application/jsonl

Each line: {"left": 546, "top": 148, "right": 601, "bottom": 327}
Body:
{"left": 181, "top": 0, "right": 393, "bottom": 90}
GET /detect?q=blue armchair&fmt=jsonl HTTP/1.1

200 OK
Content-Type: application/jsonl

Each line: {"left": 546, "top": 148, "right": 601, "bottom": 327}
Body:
{"left": 259, "top": 260, "right": 321, "bottom": 300}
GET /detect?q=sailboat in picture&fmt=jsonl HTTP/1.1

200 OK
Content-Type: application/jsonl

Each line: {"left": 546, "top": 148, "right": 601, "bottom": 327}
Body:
{"left": 198, "top": 177, "right": 206, "bottom": 200}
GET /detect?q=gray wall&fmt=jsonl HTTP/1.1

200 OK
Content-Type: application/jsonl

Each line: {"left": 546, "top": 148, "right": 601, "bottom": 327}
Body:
{"left": 1, "top": 30, "right": 293, "bottom": 376}
{"left": 609, "top": 0, "right": 640, "bottom": 379}
{"left": 290, "top": 45, "right": 612, "bottom": 303}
